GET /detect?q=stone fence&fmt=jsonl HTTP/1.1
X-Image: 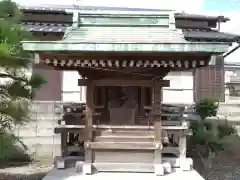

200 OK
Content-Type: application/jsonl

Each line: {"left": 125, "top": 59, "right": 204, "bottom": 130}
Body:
{"left": 14, "top": 101, "right": 64, "bottom": 164}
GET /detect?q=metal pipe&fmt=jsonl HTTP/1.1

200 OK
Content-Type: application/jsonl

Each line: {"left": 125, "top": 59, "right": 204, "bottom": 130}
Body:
{"left": 223, "top": 43, "right": 240, "bottom": 58}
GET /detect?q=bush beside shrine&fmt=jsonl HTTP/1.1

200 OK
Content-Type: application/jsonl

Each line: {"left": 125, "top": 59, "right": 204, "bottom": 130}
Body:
{"left": 0, "top": 0, "right": 46, "bottom": 168}
{"left": 0, "top": 131, "right": 32, "bottom": 168}
{"left": 187, "top": 98, "right": 237, "bottom": 174}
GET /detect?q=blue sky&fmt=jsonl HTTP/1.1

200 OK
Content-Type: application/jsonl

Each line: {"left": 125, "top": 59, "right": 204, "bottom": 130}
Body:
{"left": 203, "top": 0, "right": 240, "bottom": 11}
{"left": 16, "top": 0, "right": 240, "bottom": 12}
{"left": 201, "top": 0, "right": 240, "bottom": 63}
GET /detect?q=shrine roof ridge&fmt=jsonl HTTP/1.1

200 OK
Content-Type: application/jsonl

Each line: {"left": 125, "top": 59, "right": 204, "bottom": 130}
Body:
{"left": 174, "top": 13, "right": 229, "bottom": 23}
{"left": 78, "top": 13, "right": 170, "bottom": 17}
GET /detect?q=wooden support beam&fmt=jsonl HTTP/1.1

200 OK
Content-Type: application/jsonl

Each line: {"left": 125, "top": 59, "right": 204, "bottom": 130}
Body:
{"left": 78, "top": 79, "right": 87, "bottom": 86}
{"left": 152, "top": 80, "right": 164, "bottom": 175}
{"left": 83, "top": 80, "right": 94, "bottom": 174}
{"left": 61, "top": 132, "right": 68, "bottom": 157}
{"left": 54, "top": 125, "right": 189, "bottom": 134}
{"left": 78, "top": 79, "right": 170, "bottom": 87}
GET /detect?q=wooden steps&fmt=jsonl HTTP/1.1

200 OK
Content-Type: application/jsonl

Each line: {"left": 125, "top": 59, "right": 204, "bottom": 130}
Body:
{"left": 90, "top": 129, "right": 157, "bottom": 173}
{"left": 98, "top": 129, "right": 154, "bottom": 136}
{"left": 86, "top": 141, "right": 157, "bottom": 150}
{"left": 94, "top": 135, "right": 154, "bottom": 142}
{"left": 92, "top": 162, "right": 154, "bottom": 173}
{"left": 93, "top": 129, "right": 156, "bottom": 149}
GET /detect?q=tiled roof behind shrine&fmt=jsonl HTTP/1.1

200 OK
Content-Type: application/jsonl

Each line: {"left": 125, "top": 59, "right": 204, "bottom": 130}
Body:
{"left": 174, "top": 13, "right": 232, "bottom": 102}
{"left": 19, "top": 5, "right": 169, "bottom": 33}
{"left": 20, "top": 5, "right": 74, "bottom": 33}
{"left": 175, "top": 13, "right": 240, "bottom": 42}
{"left": 19, "top": 5, "right": 240, "bottom": 43}
{"left": 22, "top": 7, "right": 240, "bottom": 54}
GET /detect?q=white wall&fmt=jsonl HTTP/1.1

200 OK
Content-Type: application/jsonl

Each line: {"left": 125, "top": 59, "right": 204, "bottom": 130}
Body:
{"left": 163, "top": 71, "right": 194, "bottom": 104}
{"left": 61, "top": 71, "right": 194, "bottom": 104}
{"left": 62, "top": 71, "right": 86, "bottom": 102}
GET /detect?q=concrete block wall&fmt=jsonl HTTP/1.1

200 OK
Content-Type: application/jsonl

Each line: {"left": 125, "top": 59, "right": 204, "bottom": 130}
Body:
{"left": 218, "top": 96, "right": 240, "bottom": 122}
{"left": 14, "top": 101, "right": 63, "bottom": 164}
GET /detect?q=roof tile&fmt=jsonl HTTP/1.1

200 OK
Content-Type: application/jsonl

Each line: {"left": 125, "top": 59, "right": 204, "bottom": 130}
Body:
{"left": 20, "top": 23, "right": 70, "bottom": 32}
{"left": 182, "top": 29, "right": 239, "bottom": 42}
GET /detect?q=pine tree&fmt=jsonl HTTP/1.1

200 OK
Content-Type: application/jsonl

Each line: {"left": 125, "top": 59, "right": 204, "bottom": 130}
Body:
{"left": 0, "top": 0, "right": 46, "bottom": 131}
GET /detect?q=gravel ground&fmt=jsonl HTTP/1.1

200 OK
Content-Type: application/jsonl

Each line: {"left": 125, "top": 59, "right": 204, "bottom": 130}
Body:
{"left": 195, "top": 135, "right": 240, "bottom": 180}
{"left": 0, "top": 164, "right": 52, "bottom": 180}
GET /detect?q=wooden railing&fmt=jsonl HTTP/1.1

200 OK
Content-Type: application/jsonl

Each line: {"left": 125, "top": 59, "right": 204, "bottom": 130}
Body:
{"left": 57, "top": 103, "right": 190, "bottom": 126}
{"left": 55, "top": 103, "right": 192, "bottom": 160}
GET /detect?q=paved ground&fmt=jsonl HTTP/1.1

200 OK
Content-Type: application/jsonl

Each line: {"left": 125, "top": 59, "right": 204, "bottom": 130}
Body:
{"left": 42, "top": 168, "right": 204, "bottom": 180}
{"left": 0, "top": 165, "right": 52, "bottom": 180}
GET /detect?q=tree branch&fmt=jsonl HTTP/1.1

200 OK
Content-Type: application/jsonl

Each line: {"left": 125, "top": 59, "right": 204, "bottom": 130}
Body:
{"left": 0, "top": 72, "right": 28, "bottom": 82}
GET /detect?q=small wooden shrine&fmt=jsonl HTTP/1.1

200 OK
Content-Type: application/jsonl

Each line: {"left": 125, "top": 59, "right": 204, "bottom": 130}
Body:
{"left": 22, "top": 9, "right": 239, "bottom": 175}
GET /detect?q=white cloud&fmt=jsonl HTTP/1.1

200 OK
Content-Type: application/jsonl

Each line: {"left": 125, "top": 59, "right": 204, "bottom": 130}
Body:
{"left": 77, "top": 0, "right": 204, "bottom": 11}
{"left": 221, "top": 12, "right": 240, "bottom": 63}
{"left": 209, "top": 12, "right": 240, "bottom": 63}
{"left": 15, "top": 0, "right": 204, "bottom": 11}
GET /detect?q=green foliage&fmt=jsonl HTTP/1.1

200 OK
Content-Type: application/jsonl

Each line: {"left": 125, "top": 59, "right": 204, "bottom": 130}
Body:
{"left": 0, "top": 0, "right": 46, "bottom": 133}
{"left": 188, "top": 120, "right": 236, "bottom": 159}
{"left": 217, "top": 121, "right": 237, "bottom": 139}
{"left": 0, "top": 0, "right": 22, "bottom": 22}
{"left": 0, "top": 131, "right": 32, "bottom": 166}
{"left": 0, "top": 0, "right": 46, "bottom": 165}
{"left": 189, "top": 98, "right": 236, "bottom": 170}
{"left": 195, "top": 98, "right": 219, "bottom": 120}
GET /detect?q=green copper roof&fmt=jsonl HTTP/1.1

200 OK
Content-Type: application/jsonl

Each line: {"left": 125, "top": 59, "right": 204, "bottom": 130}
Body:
{"left": 62, "top": 26, "right": 186, "bottom": 43}
{"left": 22, "top": 41, "right": 230, "bottom": 53}
{"left": 77, "top": 14, "right": 170, "bottom": 26}
{"left": 21, "top": 11, "right": 231, "bottom": 53}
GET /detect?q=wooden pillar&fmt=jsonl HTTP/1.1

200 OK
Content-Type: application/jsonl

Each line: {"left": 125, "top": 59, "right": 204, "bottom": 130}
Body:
{"left": 140, "top": 87, "right": 145, "bottom": 116}
{"left": 61, "top": 132, "right": 68, "bottom": 157}
{"left": 152, "top": 79, "right": 164, "bottom": 175}
{"left": 102, "top": 86, "right": 108, "bottom": 123}
{"left": 83, "top": 79, "right": 94, "bottom": 174}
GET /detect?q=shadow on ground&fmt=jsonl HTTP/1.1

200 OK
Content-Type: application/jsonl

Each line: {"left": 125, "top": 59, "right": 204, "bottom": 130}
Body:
{"left": 0, "top": 171, "right": 47, "bottom": 180}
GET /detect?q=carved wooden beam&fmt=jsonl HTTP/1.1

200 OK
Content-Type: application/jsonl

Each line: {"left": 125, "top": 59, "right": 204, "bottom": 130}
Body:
{"left": 78, "top": 79, "right": 170, "bottom": 87}
{"left": 78, "top": 79, "right": 87, "bottom": 86}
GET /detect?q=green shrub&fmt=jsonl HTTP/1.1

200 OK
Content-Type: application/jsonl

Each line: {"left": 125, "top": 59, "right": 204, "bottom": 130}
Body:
{"left": 0, "top": 131, "right": 32, "bottom": 167}
{"left": 195, "top": 98, "right": 219, "bottom": 120}
{"left": 188, "top": 120, "right": 237, "bottom": 159}
{"left": 217, "top": 122, "right": 237, "bottom": 139}
{"left": 189, "top": 121, "right": 223, "bottom": 157}
{"left": 189, "top": 98, "right": 237, "bottom": 171}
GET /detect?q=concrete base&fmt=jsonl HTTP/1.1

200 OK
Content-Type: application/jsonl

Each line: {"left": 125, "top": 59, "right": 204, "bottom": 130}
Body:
{"left": 42, "top": 168, "right": 205, "bottom": 180}
{"left": 82, "top": 163, "right": 92, "bottom": 175}
{"left": 154, "top": 164, "right": 164, "bottom": 176}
